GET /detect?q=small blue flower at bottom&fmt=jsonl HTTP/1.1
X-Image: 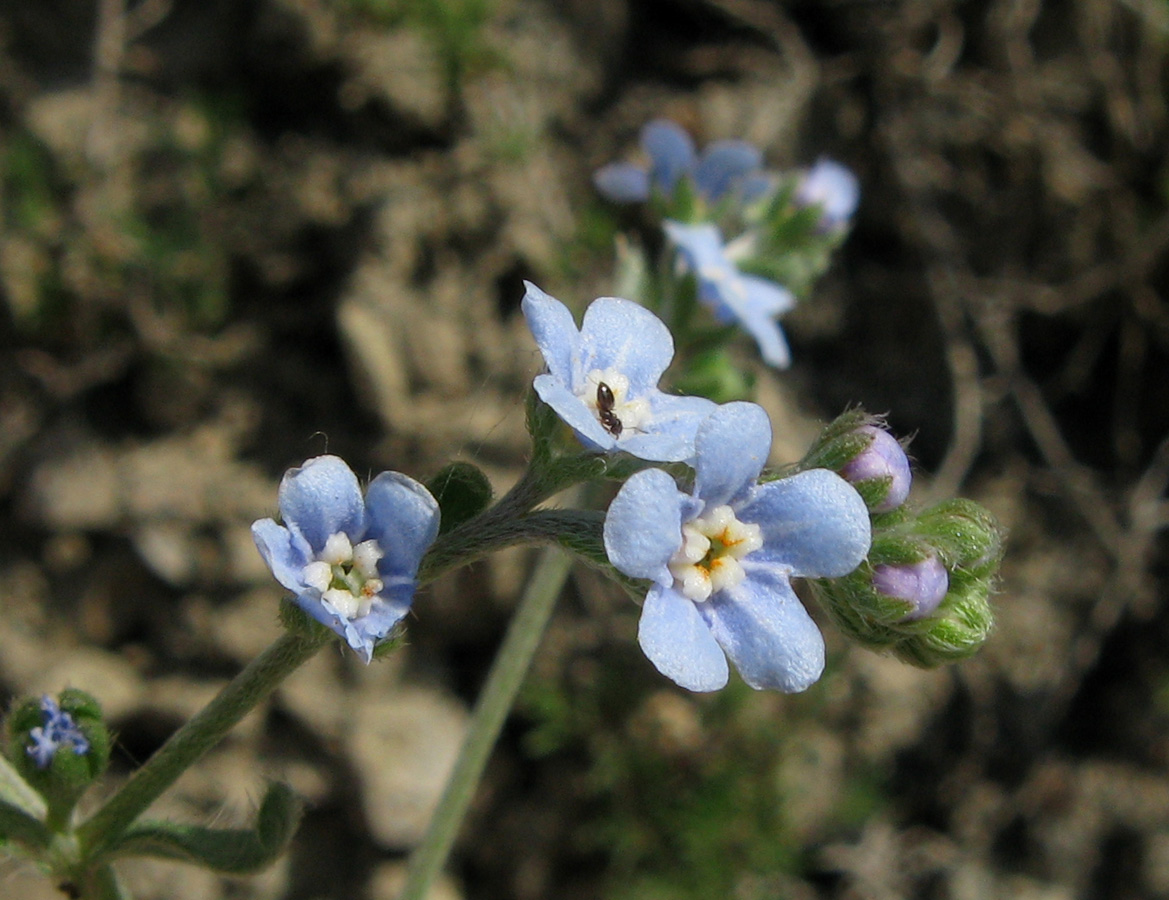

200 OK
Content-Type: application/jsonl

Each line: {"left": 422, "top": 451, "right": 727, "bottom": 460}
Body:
{"left": 252, "top": 455, "right": 440, "bottom": 662}
{"left": 26, "top": 695, "right": 89, "bottom": 769}
{"left": 604, "top": 403, "right": 871, "bottom": 692}
{"left": 522, "top": 282, "right": 717, "bottom": 462}
{"left": 664, "top": 221, "right": 796, "bottom": 369}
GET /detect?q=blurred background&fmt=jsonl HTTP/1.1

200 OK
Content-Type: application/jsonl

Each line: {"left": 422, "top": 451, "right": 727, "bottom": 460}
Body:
{"left": 1, "top": 0, "right": 1168, "bottom": 897}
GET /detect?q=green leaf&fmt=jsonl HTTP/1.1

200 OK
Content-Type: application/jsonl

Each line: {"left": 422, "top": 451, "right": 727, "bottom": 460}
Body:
{"left": 0, "top": 796, "right": 52, "bottom": 851}
{"left": 427, "top": 461, "right": 494, "bottom": 536}
{"left": 0, "top": 752, "right": 46, "bottom": 819}
{"left": 108, "top": 782, "right": 302, "bottom": 874}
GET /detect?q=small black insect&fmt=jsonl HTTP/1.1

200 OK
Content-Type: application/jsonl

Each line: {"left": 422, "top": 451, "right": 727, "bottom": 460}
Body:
{"left": 596, "top": 381, "right": 623, "bottom": 437}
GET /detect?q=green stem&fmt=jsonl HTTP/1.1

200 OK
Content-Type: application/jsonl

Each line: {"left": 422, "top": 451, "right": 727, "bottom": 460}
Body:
{"left": 398, "top": 546, "right": 573, "bottom": 900}
{"left": 76, "top": 629, "right": 330, "bottom": 861}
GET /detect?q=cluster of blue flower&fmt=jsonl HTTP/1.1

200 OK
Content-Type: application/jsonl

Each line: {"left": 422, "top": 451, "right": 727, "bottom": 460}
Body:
{"left": 1, "top": 119, "right": 998, "bottom": 900}
{"left": 243, "top": 279, "right": 964, "bottom": 696}
{"left": 236, "top": 121, "right": 980, "bottom": 697}
{"left": 595, "top": 119, "right": 858, "bottom": 369}
{"left": 25, "top": 695, "right": 90, "bottom": 770}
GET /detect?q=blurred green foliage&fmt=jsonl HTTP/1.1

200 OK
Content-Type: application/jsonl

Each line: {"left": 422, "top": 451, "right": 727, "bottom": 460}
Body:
{"left": 343, "top": 0, "right": 503, "bottom": 92}
{"left": 521, "top": 653, "right": 885, "bottom": 898}
{"left": 0, "top": 93, "right": 249, "bottom": 342}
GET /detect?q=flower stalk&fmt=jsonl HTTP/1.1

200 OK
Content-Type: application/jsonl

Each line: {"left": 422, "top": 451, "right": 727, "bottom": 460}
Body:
{"left": 76, "top": 629, "right": 330, "bottom": 862}
{"left": 400, "top": 545, "right": 574, "bottom": 900}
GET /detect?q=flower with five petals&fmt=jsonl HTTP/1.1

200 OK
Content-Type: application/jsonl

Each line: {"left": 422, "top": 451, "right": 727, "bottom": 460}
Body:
{"left": 522, "top": 282, "right": 717, "bottom": 462}
{"left": 252, "top": 455, "right": 440, "bottom": 662}
{"left": 603, "top": 402, "right": 871, "bottom": 692}
{"left": 664, "top": 221, "right": 796, "bottom": 369}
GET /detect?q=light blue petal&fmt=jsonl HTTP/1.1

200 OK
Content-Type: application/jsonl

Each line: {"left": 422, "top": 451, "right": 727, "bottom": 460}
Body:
{"left": 695, "top": 140, "right": 762, "bottom": 201}
{"left": 343, "top": 598, "right": 412, "bottom": 663}
{"left": 615, "top": 392, "right": 718, "bottom": 462}
{"left": 533, "top": 373, "right": 615, "bottom": 452}
{"left": 641, "top": 119, "right": 697, "bottom": 192}
{"left": 742, "top": 173, "right": 774, "bottom": 202}
{"left": 737, "top": 468, "right": 871, "bottom": 578}
{"left": 741, "top": 275, "right": 795, "bottom": 316}
{"left": 579, "top": 297, "right": 674, "bottom": 392}
{"left": 693, "top": 402, "right": 772, "bottom": 507}
{"left": 704, "top": 571, "right": 825, "bottom": 692}
{"left": 364, "top": 471, "right": 441, "bottom": 580}
{"left": 251, "top": 518, "right": 311, "bottom": 593}
{"left": 593, "top": 163, "right": 651, "bottom": 203}
{"left": 664, "top": 221, "right": 729, "bottom": 275}
{"left": 639, "top": 584, "right": 729, "bottom": 692}
{"left": 617, "top": 431, "right": 695, "bottom": 463}
{"left": 522, "top": 282, "right": 581, "bottom": 384}
{"left": 603, "top": 467, "right": 685, "bottom": 582}
{"left": 735, "top": 305, "right": 792, "bottom": 369}
{"left": 277, "top": 455, "right": 366, "bottom": 555}
{"left": 797, "top": 159, "right": 859, "bottom": 227}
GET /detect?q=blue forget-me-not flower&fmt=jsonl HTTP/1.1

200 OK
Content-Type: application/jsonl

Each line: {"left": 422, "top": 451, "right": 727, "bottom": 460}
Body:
{"left": 794, "top": 158, "right": 859, "bottom": 230}
{"left": 603, "top": 402, "right": 871, "bottom": 692}
{"left": 594, "top": 119, "right": 770, "bottom": 206}
{"left": 522, "top": 281, "right": 717, "bottom": 462}
{"left": 664, "top": 221, "right": 796, "bottom": 369}
{"left": 26, "top": 695, "right": 89, "bottom": 769}
{"left": 252, "top": 455, "right": 440, "bottom": 662}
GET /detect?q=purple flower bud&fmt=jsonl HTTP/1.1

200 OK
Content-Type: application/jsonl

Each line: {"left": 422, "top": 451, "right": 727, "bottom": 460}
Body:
{"left": 872, "top": 556, "right": 949, "bottom": 620}
{"left": 840, "top": 425, "right": 911, "bottom": 512}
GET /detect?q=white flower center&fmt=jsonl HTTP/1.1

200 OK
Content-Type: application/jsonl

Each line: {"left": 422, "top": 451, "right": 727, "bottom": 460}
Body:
{"left": 302, "top": 532, "right": 385, "bottom": 620}
{"left": 580, "top": 368, "right": 651, "bottom": 438}
{"left": 667, "top": 505, "right": 763, "bottom": 603}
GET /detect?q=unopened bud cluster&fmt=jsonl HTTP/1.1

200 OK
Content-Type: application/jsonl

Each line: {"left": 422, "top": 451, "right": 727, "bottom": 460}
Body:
{"left": 798, "top": 410, "right": 1001, "bottom": 667}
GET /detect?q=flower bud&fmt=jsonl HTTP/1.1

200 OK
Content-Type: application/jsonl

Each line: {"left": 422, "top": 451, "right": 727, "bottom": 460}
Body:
{"left": 7, "top": 689, "right": 110, "bottom": 828}
{"left": 840, "top": 425, "right": 912, "bottom": 512}
{"left": 872, "top": 555, "right": 949, "bottom": 620}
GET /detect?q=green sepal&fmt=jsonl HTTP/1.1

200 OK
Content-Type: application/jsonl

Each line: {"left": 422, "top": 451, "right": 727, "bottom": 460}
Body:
{"left": 7, "top": 689, "right": 110, "bottom": 830}
{"left": 278, "top": 598, "right": 335, "bottom": 643}
{"left": 371, "top": 621, "right": 408, "bottom": 661}
{"left": 427, "top": 461, "right": 493, "bottom": 536}
{"left": 808, "top": 495, "right": 1002, "bottom": 667}
{"left": 891, "top": 573, "right": 995, "bottom": 667}
{"left": 0, "top": 796, "right": 53, "bottom": 852}
{"left": 108, "top": 781, "right": 302, "bottom": 874}
{"left": 525, "top": 386, "right": 563, "bottom": 465}
{"left": 782, "top": 407, "right": 880, "bottom": 476}
{"left": 914, "top": 498, "right": 1004, "bottom": 576}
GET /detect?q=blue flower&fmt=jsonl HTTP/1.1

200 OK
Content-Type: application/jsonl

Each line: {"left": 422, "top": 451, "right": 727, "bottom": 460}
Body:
{"left": 794, "top": 158, "right": 859, "bottom": 230}
{"left": 664, "top": 221, "right": 795, "bottom": 369}
{"left": 26, "top": 695, "right": 89, "bottom": 770}
{"left": 252, "top": 455, "right": 440, "bottom": 662}
{"left": 594, "top": 119, "right": 770, "bottom": 206}
{"left": 522, "top": 281, "right": 717, "bottom": 462}
{"left": 603, "top": 403, "right": 871, "bottom": 692}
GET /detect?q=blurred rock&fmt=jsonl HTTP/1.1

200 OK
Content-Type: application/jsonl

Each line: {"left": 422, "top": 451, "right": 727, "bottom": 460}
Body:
{"left": 345, "top": 687, "right": 468, "bottom": 848}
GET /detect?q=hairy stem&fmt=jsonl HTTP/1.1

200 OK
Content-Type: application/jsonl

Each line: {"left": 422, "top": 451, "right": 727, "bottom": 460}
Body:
{"left": 76, "top": 629, "right": 330, "bottom": 861}
{"left": 399, "top": 545, "right": 573, "bottom": 900}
